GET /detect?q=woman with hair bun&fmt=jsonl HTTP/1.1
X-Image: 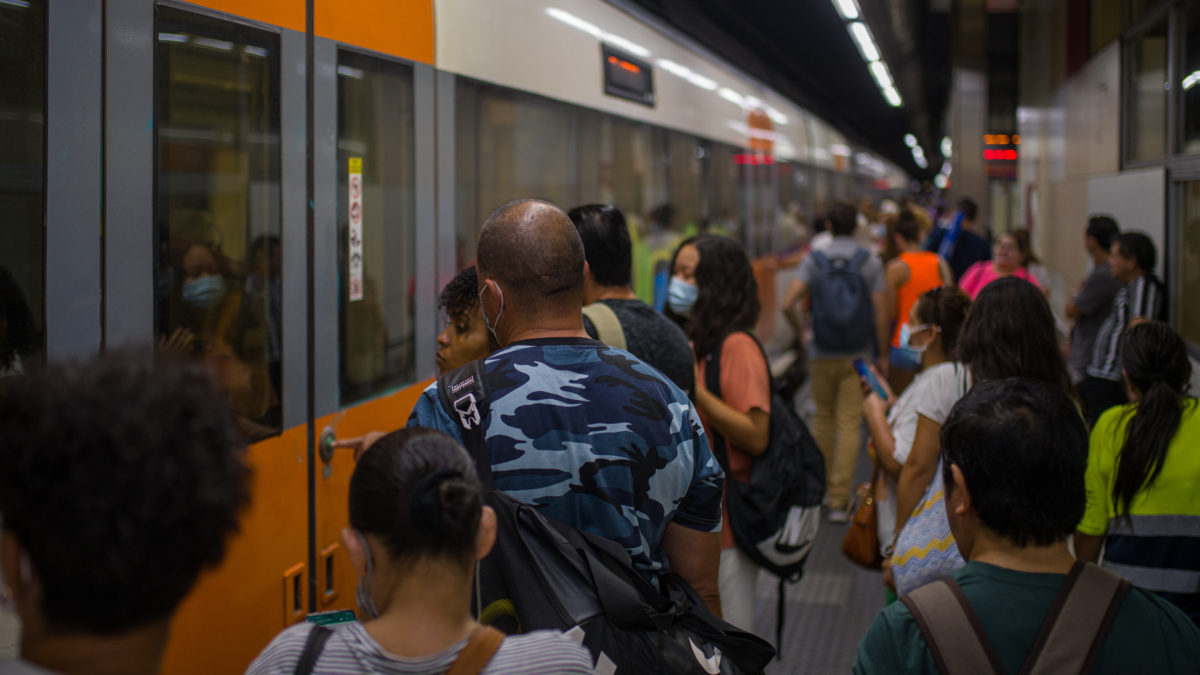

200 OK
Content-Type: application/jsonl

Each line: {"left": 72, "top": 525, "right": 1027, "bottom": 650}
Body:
{"left": 247, "top": 428, "right": 592, "bottom": 675}
{"left": 1076, "top": 322, "right": 1200, "bottom": 625}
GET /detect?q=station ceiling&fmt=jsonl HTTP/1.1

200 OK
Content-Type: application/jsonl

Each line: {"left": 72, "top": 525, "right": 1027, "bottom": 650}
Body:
{"left": 620, "top": 0, "right": 951, "bottom": 179}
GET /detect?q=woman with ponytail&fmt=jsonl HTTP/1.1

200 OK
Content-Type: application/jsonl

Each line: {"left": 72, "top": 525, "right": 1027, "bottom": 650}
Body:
{"left": 1076, "top": 322, "right": 1200, "bottom": 625}
{"left": 247, "top": 428, "right": 592, "bottom": 674}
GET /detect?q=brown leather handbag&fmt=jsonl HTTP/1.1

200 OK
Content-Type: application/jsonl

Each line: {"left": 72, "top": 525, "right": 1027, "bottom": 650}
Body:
{"left": 841, "top": 462, "right": 885, "bottom": 570}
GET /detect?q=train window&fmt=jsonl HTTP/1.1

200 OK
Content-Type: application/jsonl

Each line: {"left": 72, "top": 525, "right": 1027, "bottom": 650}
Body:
{"left": 155, "top": 7, "right": 282, "bottom": 438}
{"left": 0, "top": 0, "right": 45, "bottom": 376}
{"left": 706, "top": 142, "right": 741, "bottom": 238}
{"left": 1179, "top": 180, "right": 1200, "bottom": 346}
{"left": 337, "top": 51, "right": 416, "bottom": 404}
{"left": 1183, "top": 2, "right": 1200, "bottom": 156}
{"left": 667, "top": 131, "right": 704, "bottom": 234}
{"left": 1126, "top": 15, "right": 1169, "bottom": 162}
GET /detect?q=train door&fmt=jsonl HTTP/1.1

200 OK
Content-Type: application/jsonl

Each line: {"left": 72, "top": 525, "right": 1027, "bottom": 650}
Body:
{"left": 142, "top": 4, "right": 440, "bottom": 674}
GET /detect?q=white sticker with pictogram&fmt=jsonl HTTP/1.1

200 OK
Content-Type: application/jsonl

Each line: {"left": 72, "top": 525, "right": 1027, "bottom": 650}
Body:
{"left": 348, "top": 157, "right": 363, "bottom": 301}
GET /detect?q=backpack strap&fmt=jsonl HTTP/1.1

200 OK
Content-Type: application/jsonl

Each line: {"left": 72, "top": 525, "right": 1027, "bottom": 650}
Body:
{"left": 850, "top": 248, "right": 870, "bottom": 269}
{"left": 1019, "top": 561, "right": 1131, "bottom": 675}
{"left": 582, "top": 303, "right": 627, "bottom": 351}
{"left": 445, "top": 625, "right": 506, "bottom": 675}
{"left": 809, "top": 250, "right": 830, "bottom": 271}
{"left": 437, "top": 359, "right": 494, "bottom": 490}
{"left": 901, "top": 577, "right": 1004, "bottom": 675}
{"left": 293, "top": 626, "right": 333, "bottom": 675}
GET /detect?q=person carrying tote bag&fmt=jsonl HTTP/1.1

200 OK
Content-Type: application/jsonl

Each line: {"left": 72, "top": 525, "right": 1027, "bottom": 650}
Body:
{"left": 885, "top": 278, "right": 1077, "bottom": 596}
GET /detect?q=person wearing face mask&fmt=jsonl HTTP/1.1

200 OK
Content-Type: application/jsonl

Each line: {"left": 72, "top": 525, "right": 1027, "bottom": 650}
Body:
{"left": 247, "top": 428, "right": 593, "bottom": 675}
{"left": 663, "top": 235, "right": 770, "bottom": 633}
{"left": 861, "top": 287, "right": 971, "bottom": 604}
{"left": 435, "top": 266, "right": 500, "bottom": 375}
{"left": 406, "top": 200, "right": 725, "bottom": 618}
{"left": 957, "top": 232, "right": 1042, "bottom": 300}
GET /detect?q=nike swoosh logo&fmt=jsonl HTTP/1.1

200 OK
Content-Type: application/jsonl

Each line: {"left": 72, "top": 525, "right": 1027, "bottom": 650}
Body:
{"left": 690, "top": 638, "right": 722, "bottom": 674}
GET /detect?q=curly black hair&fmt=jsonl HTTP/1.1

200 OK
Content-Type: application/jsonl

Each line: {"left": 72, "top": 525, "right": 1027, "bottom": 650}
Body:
{"left": 439, "top": 265, "right": 481, "bottom": 319}
{"left": 0, "top": 267, "right": 40, "bottom": 370}
{"left": 0, "top": 351, "right": 250, "bottom": 634}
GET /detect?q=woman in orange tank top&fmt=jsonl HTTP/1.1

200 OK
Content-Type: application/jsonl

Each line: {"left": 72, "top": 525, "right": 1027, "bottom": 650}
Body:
{"left": 885, "top": 211, "right": 953, "bottom": 393}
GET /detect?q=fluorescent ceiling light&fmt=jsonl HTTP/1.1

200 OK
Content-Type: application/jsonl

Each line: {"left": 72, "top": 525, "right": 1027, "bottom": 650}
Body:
{"left": 941, "top": 161, "right": 952, "bottom": 175}
{"left": 831, "top": 143, "right": 852, "bottom": 156}
{"left": 1184, "top": 70, "right": 1200, "bottom": 90}
{"left": 849, "top": 22, "right": 880, "bottom": 62}
{"left": 158, "top": 33, "right": 189, "bottom": 43}
{"left": 883, "top": 85, "right": 903, "bottom": 107}
{"left": 833, "top": 0, "right": 860, "bottom": 20}
{"left": 766, "top": 106, "right": 789, "bottom": 125}
{"left": 869, "top": 61, "right": 893, "bottom": 89}
{"left": 912, "top": 146, "right": 925, "bottom": 159}
{"left": 657, "top": 59, "right": 719, "bottom": 90}
{"left": 193, "top": 37, "right": 233, "bottom": 51}
{"left": 904, "top": 134, "right": 918, "bottom": 147}
{"left": 941, "top": 136, "right": 953, "bottom": 157}
{"left": 914, "top": 156, "right": 928, "bottom": 169}
{"left": 547, "top": 8, "right": 649, "bottom": 58}
{"left": 718, "top": 87, "right": 746, "bottom": 107}
{"left": 337, "top": 65, "right": 364, "bottom": 79}
{"left": 934, "top": 174, "right": 949, "bottom": 189}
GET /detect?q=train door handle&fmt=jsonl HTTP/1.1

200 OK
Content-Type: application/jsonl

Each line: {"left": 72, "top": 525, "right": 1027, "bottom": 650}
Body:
{"left": 283, "top": 563, "right": 306, "bottom": 625}
{"left": 318, "top": 543, "right": 340, "bottom": 607}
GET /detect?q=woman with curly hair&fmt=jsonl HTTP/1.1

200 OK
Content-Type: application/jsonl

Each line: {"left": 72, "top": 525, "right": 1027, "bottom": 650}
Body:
{"left": 435, "top": 265, "right": 500, "bottom": 374}
{"left": 665, "top": 234, "right": 767, "bottom": 632}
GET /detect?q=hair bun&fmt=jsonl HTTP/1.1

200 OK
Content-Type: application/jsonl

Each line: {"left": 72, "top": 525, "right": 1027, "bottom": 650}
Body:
{"left": 436, "top": 479, "right": 481, "bottom": 536}
{"left": 409, "top": 468, "right": 463, "bottom": 533}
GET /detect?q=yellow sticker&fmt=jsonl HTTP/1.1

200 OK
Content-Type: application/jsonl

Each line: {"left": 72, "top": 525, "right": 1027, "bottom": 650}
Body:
{"left": 348, "top": 157, "right": 362, "bottom": 174}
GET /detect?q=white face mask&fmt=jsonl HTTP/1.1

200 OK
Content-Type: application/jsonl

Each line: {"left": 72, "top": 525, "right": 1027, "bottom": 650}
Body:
{"left": 478, "top": 282, "right": 504, "bottom": 344}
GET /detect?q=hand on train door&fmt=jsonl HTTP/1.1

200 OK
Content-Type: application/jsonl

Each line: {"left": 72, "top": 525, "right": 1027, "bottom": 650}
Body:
{"left": 333, "top": 431, "right": 387, "bottom": 462}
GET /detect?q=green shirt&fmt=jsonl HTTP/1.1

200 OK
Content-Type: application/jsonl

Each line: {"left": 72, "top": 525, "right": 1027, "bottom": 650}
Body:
{"left": 854, "top": 562, "right": 1200, "bottom": 675}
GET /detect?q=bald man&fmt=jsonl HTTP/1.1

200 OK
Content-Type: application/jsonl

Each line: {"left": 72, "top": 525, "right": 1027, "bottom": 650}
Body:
{"left": 407, "top": 200, "right": 726, "bottom": 618}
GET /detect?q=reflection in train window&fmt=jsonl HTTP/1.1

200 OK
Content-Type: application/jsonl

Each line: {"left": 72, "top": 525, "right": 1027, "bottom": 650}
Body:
{"left": 0, "top": 0, "right": 45, "bottom": 376}
{"left": 337, "top": 51, "right": 416, "bottom": 405}
{"left": 155, "top": 7, "right": 281, "bottom": 438}
{"left": 1127, "top": 15, "right": 1169, "bottom": 162}
{"left": 1179, "top": 180, "right": 1200, "bottom": 346}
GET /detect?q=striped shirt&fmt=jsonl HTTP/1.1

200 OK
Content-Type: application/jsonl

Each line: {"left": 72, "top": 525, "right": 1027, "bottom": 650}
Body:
{"left": 245, "top": 622, "right": 594, "bottom": 675}
{"left": 1086, "top": 275, "right": 1165, "bottom": 381}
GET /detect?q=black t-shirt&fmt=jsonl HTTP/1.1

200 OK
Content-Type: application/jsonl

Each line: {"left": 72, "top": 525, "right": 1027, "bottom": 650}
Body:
{"left": 582, "top": 299, "right": 695, "bottom": 400}
{"left": 925, "top": 227, "right": 992, "bottom": 282}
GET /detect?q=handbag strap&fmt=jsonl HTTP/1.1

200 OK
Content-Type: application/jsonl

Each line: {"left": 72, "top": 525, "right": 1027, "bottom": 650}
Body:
{"left": 445, "top": 626, "right": 506, "bottom": 675}
{"left": 582, "top": 302, "right": 627, "bottom": 351}
{"left": 902, "top": 577, "right": 1004, "bottom": 675}
{"left": 293, "top": 626, "right": 333, "bottom": 675}
{"left": 1019, "top": 561, "right": 1131, "bottom": 675}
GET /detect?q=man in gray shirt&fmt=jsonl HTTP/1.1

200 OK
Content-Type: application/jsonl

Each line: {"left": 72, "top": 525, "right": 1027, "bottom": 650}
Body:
{"left": 782, "top": 201, "right": 888, "bottom": 523}
{"left": 1066, "top": 216, "right": 1123, "bottom": 383}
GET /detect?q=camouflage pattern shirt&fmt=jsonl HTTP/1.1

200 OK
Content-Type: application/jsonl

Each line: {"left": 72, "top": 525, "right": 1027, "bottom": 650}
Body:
{"left": 407, "top": 337, "right": 724, "bottom": 575}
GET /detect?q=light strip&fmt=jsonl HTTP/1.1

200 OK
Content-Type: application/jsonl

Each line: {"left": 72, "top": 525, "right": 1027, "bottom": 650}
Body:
{"left": 657, "top": 59, "right": 719, "bottom": 91}
{"left": 718, "top": 87, "right": 746, "bottom": 107}
{"left": 833, "top": 0, "right": 860, "bottom": 20}
{"left": 883, "top": 86, "right": 903, "bottom": 107}
{"left": 0, "top": 0, "right": 31, "bottom": 8}
{"left": 869, "top": 61, "right": 893, "bottom": 89}
{"left": 158, "top": 33, "right": 189, "bottom": 42}
{"left": 849, "top": 22, "right": 880, "bottom": 63}
{"left": 904, "top": 134, "right": 918, "bottom": 147}
{"left": 546, "top": 8, "right": 650, "bottom": 58}
{"left": 193, "top": 37, "right": 233, "bottom": 51}
{"left": 337, "top": 65, "right": 364, "bottom": 79}
{"left": 1184, "top": 70, "right": 1200, "bottom": 90}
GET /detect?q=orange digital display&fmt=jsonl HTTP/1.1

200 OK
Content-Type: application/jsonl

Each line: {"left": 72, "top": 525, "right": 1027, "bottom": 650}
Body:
{"left": 602, "top": 44, "right": 654, "bottom": 106}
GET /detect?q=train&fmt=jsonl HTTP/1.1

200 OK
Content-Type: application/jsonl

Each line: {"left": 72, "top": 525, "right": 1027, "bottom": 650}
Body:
{"left": 0, "top": 0, "right": 909, "bottom": 671}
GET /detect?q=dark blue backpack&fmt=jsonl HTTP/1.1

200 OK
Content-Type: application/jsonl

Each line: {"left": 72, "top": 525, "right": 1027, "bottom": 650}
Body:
{"left": 809, "top": 249, "right": 874, "bottom": 352}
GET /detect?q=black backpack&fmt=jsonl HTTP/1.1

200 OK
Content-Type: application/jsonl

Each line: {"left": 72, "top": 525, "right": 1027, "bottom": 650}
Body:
{"left": 809, "top": 249, "right": 875, "bottom": 352}
{"left": 434, "top": 359, "right": 776, "bottom": 675}
{"left": 703, "top": 332, "right": 826, "bottom": 652}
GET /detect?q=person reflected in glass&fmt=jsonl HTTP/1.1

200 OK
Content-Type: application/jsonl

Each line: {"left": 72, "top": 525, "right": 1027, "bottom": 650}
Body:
{"left": 0, "top": 267, "right": 40, "bottom": 378}
{"left": 435, "top": 265, "right": 499, "bottom": 375}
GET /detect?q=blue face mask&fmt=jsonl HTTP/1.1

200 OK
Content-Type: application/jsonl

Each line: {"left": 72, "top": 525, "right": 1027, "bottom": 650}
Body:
{"left": 667, "top": 277, "right": 699, "bottom": 317}
{"left": 182, "top": 275, "right": 225, "bottom": 309}
{"left": 353, "top": 529, "right": 381, "bottom": 619}
{"left": 900, "top": 323, "right": 936, "bottom": 353}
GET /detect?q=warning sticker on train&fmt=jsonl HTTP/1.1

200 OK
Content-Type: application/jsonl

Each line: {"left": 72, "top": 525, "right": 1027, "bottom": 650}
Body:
{"left": 348, "top": 158, "right": 364, "bottom": 301}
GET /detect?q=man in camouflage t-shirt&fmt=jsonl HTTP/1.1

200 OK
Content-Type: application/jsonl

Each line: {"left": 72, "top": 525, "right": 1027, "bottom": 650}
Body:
{"left": 407, "top": 199, "right": 724, "bottom": 614}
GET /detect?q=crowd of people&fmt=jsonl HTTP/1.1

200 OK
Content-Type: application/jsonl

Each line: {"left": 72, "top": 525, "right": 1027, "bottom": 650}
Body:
{"left": 0, "top": 193, "right": 1197, "bottom": 675}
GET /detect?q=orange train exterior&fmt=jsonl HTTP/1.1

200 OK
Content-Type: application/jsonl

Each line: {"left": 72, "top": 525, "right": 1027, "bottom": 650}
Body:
{"left": 158, "top": 2, "right": 434, "bottom": 673}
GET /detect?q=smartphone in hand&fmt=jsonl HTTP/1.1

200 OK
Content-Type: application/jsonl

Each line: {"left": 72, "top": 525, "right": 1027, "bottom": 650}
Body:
{"left": 852, "top": 358, "right": 889, "bottom": 400}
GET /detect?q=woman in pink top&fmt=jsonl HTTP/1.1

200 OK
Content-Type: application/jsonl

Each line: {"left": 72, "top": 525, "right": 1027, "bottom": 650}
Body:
{"left": 958, "top": 231, "right": 1043, "bottom": 299}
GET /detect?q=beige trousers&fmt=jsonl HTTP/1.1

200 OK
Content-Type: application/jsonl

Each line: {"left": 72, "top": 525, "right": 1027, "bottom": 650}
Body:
{"left": 809, "top": 357, "right": 864, "bottom": 511}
